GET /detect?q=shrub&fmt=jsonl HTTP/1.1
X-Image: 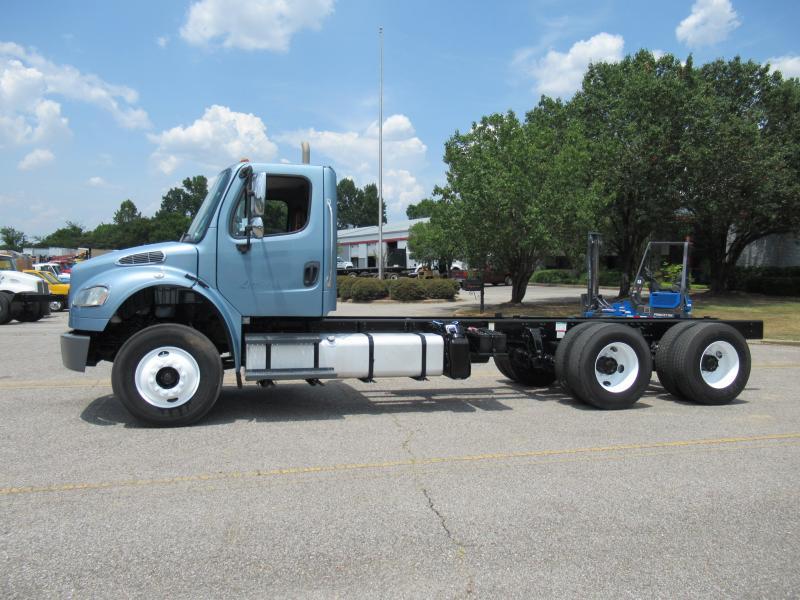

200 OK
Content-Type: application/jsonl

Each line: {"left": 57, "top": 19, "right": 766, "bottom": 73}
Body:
{"left": 350, "top": 278, "right": 388, "bottom": 302}
{"left": 530, "top": 268, "right": 623, "bottom": 287}
{"left": 338, "top": 276, "right": 357, "bottom": 300}
{"left": 531, "top": 269, "right": 576, "bottom": 284}
{"left": 423, "top": 278, "right": 460, "bottom": 300}
{"left": 388, "top": 277, "right": 426, "bottom": 301}
{"left": 730, "top": 266, "right": 800, "bottom": 296}
{"left": 597, "top": 270, "right": 623, "bottom": 287}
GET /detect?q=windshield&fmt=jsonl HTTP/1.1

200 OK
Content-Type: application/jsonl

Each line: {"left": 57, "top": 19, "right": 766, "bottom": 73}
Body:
{"left": 40, "top": 271, "right": 61, "bottom": 284}
{"left": 183, "top": 168, "right": 234, "bottom": 243}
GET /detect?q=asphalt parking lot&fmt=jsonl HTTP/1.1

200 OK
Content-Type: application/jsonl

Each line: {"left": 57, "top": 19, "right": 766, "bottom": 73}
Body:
{"left": 2, "top": 310, "right": 799, "bottom": 598}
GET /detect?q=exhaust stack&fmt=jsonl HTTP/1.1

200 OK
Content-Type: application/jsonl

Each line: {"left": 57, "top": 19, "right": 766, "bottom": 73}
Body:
{"left": 301, "top": 142, "right": 310, "bottom": 164}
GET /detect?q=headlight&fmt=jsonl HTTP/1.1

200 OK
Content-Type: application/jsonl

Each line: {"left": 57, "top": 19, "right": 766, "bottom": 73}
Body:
{"left": 73, "top": 286, "right": 109, "bottom": 307}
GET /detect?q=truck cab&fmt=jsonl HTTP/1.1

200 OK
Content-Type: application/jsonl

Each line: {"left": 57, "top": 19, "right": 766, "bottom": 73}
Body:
{"left": 62, "top": 161, "right": 338, "bottom": 389}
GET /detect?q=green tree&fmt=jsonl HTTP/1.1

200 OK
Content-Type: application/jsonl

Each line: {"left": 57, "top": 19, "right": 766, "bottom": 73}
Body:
{"left": 574, "top": 50, "right": 690, "bottom": 295}
{"left": 156, "top": 175, "right": 208, "bottom": 219}
{"left": 0, "top": 226, "right": 27, "bottom": 252}
{"left": 336, "top": 178, "right": 387, "bottom": 228}
{"left": 114, "top": 199, "right": 142, "bottom": 225}
{"left": 679, "top": 58, "right": 800, "bottom": 291}
{"left": 407, "top": 200, "right": 459, "bottom": 270}
{"left": 405, "top": 198, "right": 437, "bottom": 219}
{"left": 147, "top": 212, "right": 190, "bottom": 244}
{"left": 359, "top": 183, "right": 387, "bottom": 227}
{"left": 149, "top": 175, "right": 207, "bottom": 244}
{"left": 38, "top": 221, "right": 87, "bottom": 248}
{"left": 336, "top": 178, "right": 360, "bottom": 229}
{"left": 439, "top": 103, "right": 599, "bottom": 303}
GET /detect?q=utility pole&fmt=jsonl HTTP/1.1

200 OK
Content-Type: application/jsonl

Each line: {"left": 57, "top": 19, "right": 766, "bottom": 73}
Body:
{"left": 378, "top": 25, "right": 384, "bottom": 280}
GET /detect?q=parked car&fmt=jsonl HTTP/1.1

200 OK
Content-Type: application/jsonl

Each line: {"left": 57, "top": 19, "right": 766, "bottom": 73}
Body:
{"left": 24, "top": 269, "right": 69, "bottom": 311}
{"left": 337, "top": 256, "right": 354, "bottom": 269}
{"left": 463, "top": 267, "right": 512, "bottom": 287}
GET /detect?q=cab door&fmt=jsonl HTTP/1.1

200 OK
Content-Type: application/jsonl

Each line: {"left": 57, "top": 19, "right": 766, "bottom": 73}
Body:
{"left": 216, "top": 166, "right": 324, "bottom": 317}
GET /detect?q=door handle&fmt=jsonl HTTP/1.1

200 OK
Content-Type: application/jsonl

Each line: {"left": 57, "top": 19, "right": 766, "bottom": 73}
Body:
{"left": 303, "top": 261, "right": 320, "bottom": 287}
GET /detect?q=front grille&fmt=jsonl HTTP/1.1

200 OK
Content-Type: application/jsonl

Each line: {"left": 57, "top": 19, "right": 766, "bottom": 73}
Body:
{"left": 116, "top": 251, "right": 165, "bottom": 266}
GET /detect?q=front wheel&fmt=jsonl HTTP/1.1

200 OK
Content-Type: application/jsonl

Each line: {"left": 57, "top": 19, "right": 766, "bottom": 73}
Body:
{"left": 16, "top": 303, "right": 44, "bottom": 322}
{"left": 111, "top": 323, "right": 223, "bottom": 426}
{"left": 49, "top": 299, "right": 64, "bottom": 312}
{"left": 0, "top": 294, "right": 12, "bottom": 325}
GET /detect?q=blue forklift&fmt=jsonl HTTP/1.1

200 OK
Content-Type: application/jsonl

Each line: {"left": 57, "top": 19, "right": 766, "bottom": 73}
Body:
{"left": 581, "top": 232, "right": 693, "bottom": 318}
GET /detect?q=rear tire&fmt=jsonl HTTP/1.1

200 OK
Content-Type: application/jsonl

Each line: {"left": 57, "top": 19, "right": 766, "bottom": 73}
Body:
{"left": 655, "top": 321, "right": 700, "bottom": 398}
{"left": 670, "top": 323, "right": 750, "bottom": 405}
{"left": 504, "top": 276, "right": 513, "bottom": 286}
{"left": 566, "top": 323, "right": 652, "bottom": 409}
{"left": 495, "top": 350, "right": 556, "bottom": 387}
{"left": 111, "top": 323, "right": 223, "bottom": 426}
{"left": 0, "top": 294, "right": 11, "bottom": 325}
{"left": 554, "top": 322, "right": 599, "bottom": 395}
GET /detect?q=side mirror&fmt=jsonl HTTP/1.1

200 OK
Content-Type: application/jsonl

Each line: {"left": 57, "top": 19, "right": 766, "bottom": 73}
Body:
{"left": 250, "top": 216, "right": 264, "bottom": 239}
{"left": 250, "top": 172, "right": 266, "bottom": 217}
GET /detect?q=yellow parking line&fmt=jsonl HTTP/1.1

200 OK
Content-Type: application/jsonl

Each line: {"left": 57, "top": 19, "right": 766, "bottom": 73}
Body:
{"left": 2, "top": 432, "right": 797, "bottom": 497}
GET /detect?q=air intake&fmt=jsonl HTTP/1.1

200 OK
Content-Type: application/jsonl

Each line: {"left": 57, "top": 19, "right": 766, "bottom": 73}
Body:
{"left": 116, "top": 251, "right": 165, "bottom": 266}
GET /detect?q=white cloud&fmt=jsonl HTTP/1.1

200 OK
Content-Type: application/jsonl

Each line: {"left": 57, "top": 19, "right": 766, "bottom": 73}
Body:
{"left": 87, "top": 176, "right": 107, "bottom": 187}
{"left": 0, "top": 41, "right": 151, "bottom": 133}
{"left": 149, "top": 104, "right": 278, "bottom": 174}
{"left": 676, "top": 0, "right": 740, "bottom": 47}
{"left": 383, "top": 169, "right": 425, "bottom": 216}
{"left": 157, "top": 36, "right": 169, "bottom": 48}
{"left": 277, "top": 114, "right": 428, "bottom": 218}
{"left": 17, "top": 148, "right": 54, "bottom": 170}
{"left": 513, "top": 32, "right": 624, "bottom": 98}
{"left": 767, "top": 55, "right": 800, "bottom": 79}
{"left": 180, "top": 0, "right": 335, "bottom": 52}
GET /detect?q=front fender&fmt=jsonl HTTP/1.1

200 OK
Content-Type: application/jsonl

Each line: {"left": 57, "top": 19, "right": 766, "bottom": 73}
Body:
{"left": 69, "top": 266, "right": 243, "bottom": 368}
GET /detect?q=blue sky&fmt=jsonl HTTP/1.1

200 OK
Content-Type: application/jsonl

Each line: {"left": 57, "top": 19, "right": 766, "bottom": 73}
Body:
{"left": 1, "top": 0, "right": 798, "bottom": 237}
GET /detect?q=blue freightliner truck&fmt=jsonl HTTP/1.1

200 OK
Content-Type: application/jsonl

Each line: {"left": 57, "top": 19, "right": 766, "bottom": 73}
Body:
{"left": 61, "top": 156, "right": 763, "bottom": 426}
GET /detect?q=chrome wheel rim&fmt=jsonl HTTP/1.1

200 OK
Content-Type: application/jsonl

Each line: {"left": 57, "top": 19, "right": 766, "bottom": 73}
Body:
{"left": 594, "top": 342, "right": 639, "bottom": 393}
{"left": 699, "top": 341, "right": 739, "bottom": 389}
{"left": 134, "top": 346, "right": 200, "bottom": 408}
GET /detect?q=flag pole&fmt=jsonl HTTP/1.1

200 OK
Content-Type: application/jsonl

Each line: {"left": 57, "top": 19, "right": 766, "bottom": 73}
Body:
{"left": 378, "top": 26, "right": 384, "bottom": 280}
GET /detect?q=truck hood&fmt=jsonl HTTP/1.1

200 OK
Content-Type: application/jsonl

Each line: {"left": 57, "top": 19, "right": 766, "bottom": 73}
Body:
{"left": 0, "top": 270, "right": 47, "bottom": 293}
{"left": 69, "top": 242, "right": 199, "bottom": 296}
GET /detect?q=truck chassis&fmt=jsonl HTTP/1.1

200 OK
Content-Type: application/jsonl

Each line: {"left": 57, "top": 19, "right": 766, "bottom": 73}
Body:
{"left": 66, "top": 308, "right": 762, "bottom": 426}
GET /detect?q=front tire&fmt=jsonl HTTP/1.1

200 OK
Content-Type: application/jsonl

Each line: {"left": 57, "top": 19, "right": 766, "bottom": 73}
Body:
{"left": 0, "top": 294, "right": 12, "bottom": 325}
{"left": 16, "top": 302, "right": 44, "bottom": 322}
{"left": 49, "top": 299, "right": 64, "bottom": 312}
{"left": 111, "top": 323, "right": 223, "bottom": 426}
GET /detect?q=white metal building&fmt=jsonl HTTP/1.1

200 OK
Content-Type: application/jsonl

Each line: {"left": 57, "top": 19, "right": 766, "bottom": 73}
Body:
{"left": 337, "top": 218, "right": 429, "bottom": 269}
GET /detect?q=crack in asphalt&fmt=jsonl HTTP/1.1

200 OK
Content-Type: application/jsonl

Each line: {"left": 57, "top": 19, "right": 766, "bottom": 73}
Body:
{"left": 390, "top": 413, "right": 475, "bottom": 598}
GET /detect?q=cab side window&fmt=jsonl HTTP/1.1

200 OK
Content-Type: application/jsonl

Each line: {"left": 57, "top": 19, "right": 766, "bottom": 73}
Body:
{"left": 230, "top": 175, "right": 310, "bottom": 237}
